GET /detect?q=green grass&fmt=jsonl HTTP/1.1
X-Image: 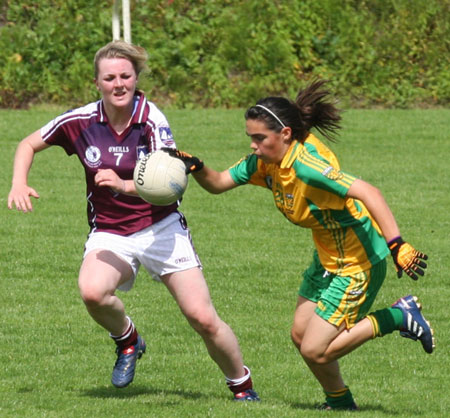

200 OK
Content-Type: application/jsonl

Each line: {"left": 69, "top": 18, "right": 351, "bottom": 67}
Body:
{"left": 0, "top": 107, "right": 449, "bottom": 417}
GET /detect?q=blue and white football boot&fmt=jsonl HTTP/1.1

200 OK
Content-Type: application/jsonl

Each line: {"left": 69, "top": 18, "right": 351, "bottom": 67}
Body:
{"left": 392, "top": 295, "right": 435, "bottom": 354}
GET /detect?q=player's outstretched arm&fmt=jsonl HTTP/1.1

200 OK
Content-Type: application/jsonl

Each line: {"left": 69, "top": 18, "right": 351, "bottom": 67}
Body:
{"left": 8, "top": 130, "right": 49, "bottom": 213}
{"left": 192, "top": 165, "right": 238, "bottom": 194}
{"left": 346, "top": 178, "right": 428, "bottom": 280}
{"left": 161, "top": 148, "right": 238, "bottom": 194}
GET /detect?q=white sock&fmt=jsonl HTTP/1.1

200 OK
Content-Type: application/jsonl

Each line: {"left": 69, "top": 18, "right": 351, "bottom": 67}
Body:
{"left": 225, "top": 365, "right": 250, "bottom": 386}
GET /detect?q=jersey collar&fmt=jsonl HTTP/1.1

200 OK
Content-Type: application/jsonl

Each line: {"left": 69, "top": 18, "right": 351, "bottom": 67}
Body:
{"left": 279, "top": 134, "right": 317, "bottom": 168}
{"left": 96, "top": 90, "right": 149, "bottom": 125}
{"left": 130, "top": 90, "right": 150, "bottom": 124}
{"left": 280, "top": 140, "right": 301, "bottom": 169}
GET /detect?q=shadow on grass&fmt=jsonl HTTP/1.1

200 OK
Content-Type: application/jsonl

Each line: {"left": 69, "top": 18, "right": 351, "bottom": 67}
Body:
{"left": 82, "top": 385, "right": 207, "bottom": 401}
{"left": 291, "top": 401, "right": 398, "bottom": 414}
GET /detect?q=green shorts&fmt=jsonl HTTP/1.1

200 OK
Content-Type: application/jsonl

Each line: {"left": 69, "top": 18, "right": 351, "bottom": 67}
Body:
{"left": 298, "top": 251, "right": 387, "bottom": 329}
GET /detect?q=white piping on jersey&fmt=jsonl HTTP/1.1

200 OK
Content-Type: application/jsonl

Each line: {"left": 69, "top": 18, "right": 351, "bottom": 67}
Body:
{"left": 144, "top": 101, "right": 156, "bottom": 128}
{"left": 144, "top": 101, "right": 157, "bottom": 151}
{"left": 137, "top": 96, "right": 147, "bottom": 123}
{"left": 86, "top": 191, "right": 97, "bottom": 233}
{"left": 98, "top": 101, "right": 105, "bottom": 122}
{"left": 145, "top": 119, "right": 156, "bottom": 129}
{"left": 41, "top": 102, "right": 99, "bottom": 140}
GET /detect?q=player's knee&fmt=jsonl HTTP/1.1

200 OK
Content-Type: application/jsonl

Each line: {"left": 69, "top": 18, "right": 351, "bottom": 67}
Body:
{"left": 300, "top": 343, "right": 329, "bottom": 364}
{"left": 79, "top": 282, "right": 109, "bottom": 308}
{"left": 290, "top": 326, "right": 303, "bottom": 350}
{"left": 186, "top": 308, "right": 220, "bottom": 337}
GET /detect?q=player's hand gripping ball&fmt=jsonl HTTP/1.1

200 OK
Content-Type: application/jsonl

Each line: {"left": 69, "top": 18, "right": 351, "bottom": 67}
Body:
{"left": 133, "top": 150, "right": 188, "bottom": 206}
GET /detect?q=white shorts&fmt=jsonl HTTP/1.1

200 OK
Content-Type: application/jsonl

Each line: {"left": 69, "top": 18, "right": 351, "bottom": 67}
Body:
{"left": 83, "top": 211, "right": 202, "bottom": 291}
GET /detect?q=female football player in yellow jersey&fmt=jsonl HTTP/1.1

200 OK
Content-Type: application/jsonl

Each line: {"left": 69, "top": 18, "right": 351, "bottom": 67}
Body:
{"left": 164, "top": 79, "right": 435, "bottom": 410}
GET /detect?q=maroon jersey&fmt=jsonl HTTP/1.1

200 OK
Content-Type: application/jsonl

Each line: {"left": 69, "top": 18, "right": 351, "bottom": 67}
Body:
{"left": 41, "top": 92, "right": 178, "bottom": 235}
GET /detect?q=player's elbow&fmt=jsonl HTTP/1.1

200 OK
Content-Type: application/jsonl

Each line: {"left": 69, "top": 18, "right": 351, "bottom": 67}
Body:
{"left": 206, "top": 185, "right": 227, "bottom": 194}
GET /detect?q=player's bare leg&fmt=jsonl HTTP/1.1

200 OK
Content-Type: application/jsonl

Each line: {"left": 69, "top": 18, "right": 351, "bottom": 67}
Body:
{"left": 292, "top": 298, "right": 345, "bottom": 392}
{"left": 78, "top": 249, "right": 145, "bottom": 388}
{"left": 301, "top": 314, "right": 374, "bottom": 365}
{"left": 292, "top": 297, "right": 363, "bottom": 409}
{"left": 163, "top": 268, "right": 245, "bottom": 377}
{"left": 163, "top": 268, "right": 259, "bottom": 400}
{"left": 78, "top": 249, "right": 132, "bottom": 335}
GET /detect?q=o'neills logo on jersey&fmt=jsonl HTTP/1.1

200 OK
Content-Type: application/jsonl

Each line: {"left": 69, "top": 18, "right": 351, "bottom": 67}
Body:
{"left": 108, "top": 146, "right": 129, "bottom": 153}
{"left": 84, "top": 146, "right": 102, "bottom": 168}
{"left": 321, "top": 165, "right": 344, "bottom": 181}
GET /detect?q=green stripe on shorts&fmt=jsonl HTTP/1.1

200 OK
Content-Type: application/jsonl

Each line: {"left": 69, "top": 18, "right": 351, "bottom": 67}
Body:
{"left": 299, "top": 251, "right": 387, "bottom": 328}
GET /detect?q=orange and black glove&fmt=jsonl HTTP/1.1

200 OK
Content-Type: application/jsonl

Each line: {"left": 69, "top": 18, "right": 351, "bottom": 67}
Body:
{"left": 161, "top": 148, "right": 204, "bottom": 174}
{"left": 388, "top": 236, "right": 428, "bottom": 280}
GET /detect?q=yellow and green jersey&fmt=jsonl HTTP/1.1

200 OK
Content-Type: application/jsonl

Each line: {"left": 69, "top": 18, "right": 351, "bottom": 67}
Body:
{"left": 229, "top": 134, "right": 389, "bottom": 276}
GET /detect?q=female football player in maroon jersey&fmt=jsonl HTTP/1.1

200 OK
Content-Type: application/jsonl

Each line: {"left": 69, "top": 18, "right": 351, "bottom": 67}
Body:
{"left": 165, "top": 80, "right": 434, "bottom": 410}
{"left": 7, "top": 40, "right": 259, "bottom": 400}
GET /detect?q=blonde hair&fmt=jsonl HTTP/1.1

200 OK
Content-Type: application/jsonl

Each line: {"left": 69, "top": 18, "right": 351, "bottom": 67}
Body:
{"left": 94, "top": 40, "right": 148, "bottom": 78}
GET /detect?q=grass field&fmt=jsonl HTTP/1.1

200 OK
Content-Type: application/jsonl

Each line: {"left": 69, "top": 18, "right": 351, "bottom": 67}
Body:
{"left": 1, "top": 107, "right": 449, "bottom": 417}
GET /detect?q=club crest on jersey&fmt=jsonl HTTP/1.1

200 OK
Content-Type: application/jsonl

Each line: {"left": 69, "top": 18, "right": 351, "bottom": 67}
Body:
{"left": 321, "top": 165, "right": 344, "bottom": 181}
{"left": 285, "top": 193, "right": 294, "bottom": 208}
{"left": 159, "top": 127, "right": 175, "bottom": 146}
{"left": 136, "top": 145, "right": 149, "bottom": 160}
{"left": 84, "top": 146, "right": 102, "bottom": 167}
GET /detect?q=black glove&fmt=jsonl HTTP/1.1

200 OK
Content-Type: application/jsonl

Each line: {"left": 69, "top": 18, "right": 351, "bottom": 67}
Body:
{"left": 161, "top": 148, "right": 204, "bottom": 174}
{"left": 388, "top": 236, "right": 428, "bottom": 280}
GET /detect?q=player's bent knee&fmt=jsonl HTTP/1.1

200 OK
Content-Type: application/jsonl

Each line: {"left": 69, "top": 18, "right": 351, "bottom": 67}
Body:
{"left": 300, "top": 344, "right": 329, "bottom": 364}
{"left": 79, "top": 284, "right": 110, "bottom": 308}
{"left": 186, "top": 309, "right": 220, "bottom": 337}
{"left": 290, "top": 327, "right": 303, "bottom": 350}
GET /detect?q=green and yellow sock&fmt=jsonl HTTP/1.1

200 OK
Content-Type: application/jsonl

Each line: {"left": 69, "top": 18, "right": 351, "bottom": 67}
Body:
{"left": 367, "top": 307, "right": 404, "bottom": 338}
{"left": 325, "top": 386, "right": 355, "bottom": 409}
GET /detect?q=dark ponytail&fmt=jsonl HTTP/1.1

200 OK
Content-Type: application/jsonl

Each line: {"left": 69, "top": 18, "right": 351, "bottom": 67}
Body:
{"left": 295, "top": 79, "right": 341, "bottom": 142}
{"left": 245, "top": 79, "right": 341, "bottom": 143}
